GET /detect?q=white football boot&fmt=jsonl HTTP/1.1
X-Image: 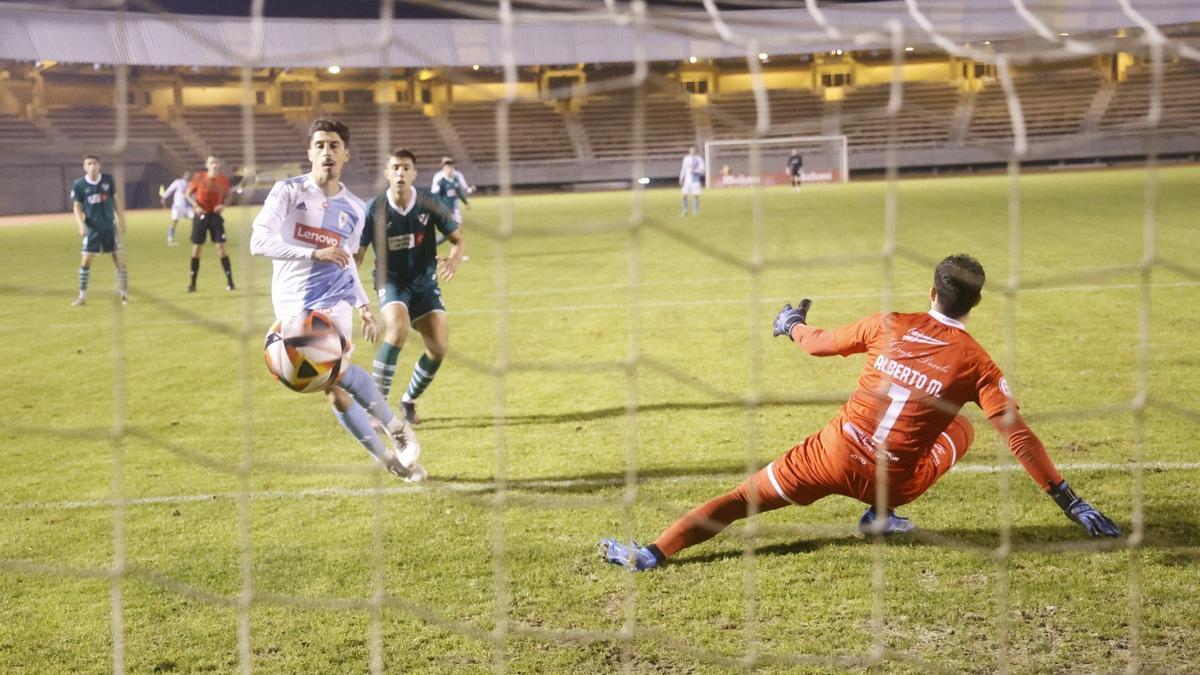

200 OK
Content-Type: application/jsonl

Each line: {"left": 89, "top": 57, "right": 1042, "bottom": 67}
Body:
{"left": 386, "top": 420, "right": 425, "bottom": 482}
{"left": 381, "top": 451, "right": 426, "bottom": 483}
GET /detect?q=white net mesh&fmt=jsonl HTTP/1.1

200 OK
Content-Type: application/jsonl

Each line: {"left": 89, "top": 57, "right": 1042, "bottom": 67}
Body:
{"left": 2, "top": 0, "right": 1200, "bottom": 672}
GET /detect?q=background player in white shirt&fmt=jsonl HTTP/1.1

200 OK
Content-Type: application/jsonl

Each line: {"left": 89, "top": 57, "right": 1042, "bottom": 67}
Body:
{"left": 430, "top": 157, "right": 471, "bottom": 226}
{"left": 160, "top": 169, "right": 192, "bottom": 246}
{"left": 250, "top": 118, "right": 423, "bottom": 481}
{"left": 679, "top": 146, "right": 705, "bottom": 216}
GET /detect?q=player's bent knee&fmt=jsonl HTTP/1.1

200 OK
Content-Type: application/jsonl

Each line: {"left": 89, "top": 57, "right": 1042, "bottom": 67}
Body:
{"left": 384, "top": 325, "right": 408, "bottom": 346}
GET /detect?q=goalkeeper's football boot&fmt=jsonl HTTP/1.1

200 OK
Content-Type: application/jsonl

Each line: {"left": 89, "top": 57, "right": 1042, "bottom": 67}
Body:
{"left": 857, "top": 507, "right": 915, "bottom": 536}
{"left": 598, "top": 539, "right": 659, "bottom": 571}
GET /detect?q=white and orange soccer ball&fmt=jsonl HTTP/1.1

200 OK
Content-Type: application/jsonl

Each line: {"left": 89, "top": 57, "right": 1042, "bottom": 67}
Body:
{"left": 263, "top": 310, "right": 349, "bottom": 393}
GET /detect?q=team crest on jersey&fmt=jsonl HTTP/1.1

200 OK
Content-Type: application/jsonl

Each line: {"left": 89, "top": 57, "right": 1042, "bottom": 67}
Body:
{"left": 338, "top": 211, "right": 351, "bottom": 229}
{"left": 102, "top": 183, "right": 110, "bottom": 191}
{"left": 417, "top": 213, "right": 430, "bottom": 226}
{"left": 999, "top": 377, "right": 1013, "bottom": 398}
{"left": 902, "top": 328, "right": 948, "bottom": 346}
{"left": 296, "top": 202, "right": 307, "bottom": 211}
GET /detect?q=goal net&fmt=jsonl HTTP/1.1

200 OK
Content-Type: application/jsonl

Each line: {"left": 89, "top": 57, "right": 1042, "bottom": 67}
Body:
{"left": 2, "top": 0, "right": 1199, "bottom": 673}
{"left": 705, "top": 135, "right": 848, "bottom": 188}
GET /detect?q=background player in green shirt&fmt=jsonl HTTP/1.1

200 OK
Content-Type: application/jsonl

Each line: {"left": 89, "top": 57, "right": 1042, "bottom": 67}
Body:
{"left": 70, "top": 154, "right": 128, "bottom": 306}
{"left": 430, "top": 157, "right": 470, "bottom": 226}
{"left": 355, "top": 148, "right": 466, "bottom": 425}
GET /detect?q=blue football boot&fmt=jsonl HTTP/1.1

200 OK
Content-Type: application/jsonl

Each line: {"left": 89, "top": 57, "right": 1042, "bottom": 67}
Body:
{"left": 599, "top": 539, "right": 660, "bottom": 571}
{"left": 857, "top": 507, "right": 915, "bottom": 536}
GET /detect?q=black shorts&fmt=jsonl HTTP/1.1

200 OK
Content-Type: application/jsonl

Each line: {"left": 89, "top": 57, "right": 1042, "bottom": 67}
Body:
{"left": 378, "top": 282, "right": 446, "bottom": 324}
{"left": 191, "top": 212, "right": 227, "bottom": 245}
{"left": 81, "top": 228, "right": 118, "bottom": 254}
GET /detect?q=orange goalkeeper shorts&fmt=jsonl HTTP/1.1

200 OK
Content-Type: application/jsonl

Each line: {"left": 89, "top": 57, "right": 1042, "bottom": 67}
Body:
{"left": 744, "top": 415, "right": 976, "bottom": 510}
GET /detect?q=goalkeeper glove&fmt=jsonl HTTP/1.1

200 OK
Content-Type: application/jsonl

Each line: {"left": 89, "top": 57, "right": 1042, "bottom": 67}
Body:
{"left": 773, "top": 299, "right": 812, "bottom": 340}
{"left": 1048, "top": 480, "right": 1121, "bottom": 538}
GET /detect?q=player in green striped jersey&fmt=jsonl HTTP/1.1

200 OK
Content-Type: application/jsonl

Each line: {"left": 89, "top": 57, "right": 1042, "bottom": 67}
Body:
{"left": 355, "top": 148, "right": 466, "bottom": 425}
{"left": 70, "top": 155, "right": 128, "bottom": 306}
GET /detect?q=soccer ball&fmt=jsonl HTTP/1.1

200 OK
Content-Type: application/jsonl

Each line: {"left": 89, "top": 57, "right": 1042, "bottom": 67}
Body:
{"left": 263, "top": 310, "right": 349, "bottom": 393}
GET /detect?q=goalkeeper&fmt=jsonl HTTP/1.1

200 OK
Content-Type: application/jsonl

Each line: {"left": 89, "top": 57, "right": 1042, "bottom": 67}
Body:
{"left": 601, "top": 254, "right": 1120, "bottom": 571}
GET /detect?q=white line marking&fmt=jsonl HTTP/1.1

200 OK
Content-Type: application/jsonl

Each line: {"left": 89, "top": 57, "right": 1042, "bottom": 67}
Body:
{"left": 19, "top": 281, "right": 1200, "bottom": 331}
{"left": 4, "top": 462, "right": 1197, "bottom": 512}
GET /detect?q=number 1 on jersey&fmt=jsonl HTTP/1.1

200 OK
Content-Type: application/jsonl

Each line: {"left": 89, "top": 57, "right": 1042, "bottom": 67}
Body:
{"left": 871, "top": 383, "right": 911, "bottom": 446}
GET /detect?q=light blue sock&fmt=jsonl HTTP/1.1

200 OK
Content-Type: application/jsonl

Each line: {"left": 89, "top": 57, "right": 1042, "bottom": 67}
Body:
{"left": 333, "top": 402, "right": 387, "bottom": 459}
{"left": 681, "top": 196, "right": 688, "bottom": 213}
{"left": 338, "top": 364, "right": 398, "bottom": 426}
{"left": 693, "top": 196, "right": 700, "bottom": 213}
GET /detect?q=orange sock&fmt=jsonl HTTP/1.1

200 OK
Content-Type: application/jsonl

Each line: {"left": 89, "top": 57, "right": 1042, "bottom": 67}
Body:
{"left": 653, "top": 479, "right": 788, "bottom": 558}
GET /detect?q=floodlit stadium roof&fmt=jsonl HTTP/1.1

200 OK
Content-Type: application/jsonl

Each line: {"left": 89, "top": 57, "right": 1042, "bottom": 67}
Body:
{"left": 0, "top": 1, "right": 1197, "bottom": 68}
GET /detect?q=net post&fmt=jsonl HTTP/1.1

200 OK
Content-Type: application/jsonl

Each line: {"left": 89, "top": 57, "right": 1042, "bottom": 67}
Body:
{"left": 108, "top": 6, "right": 131, "bottom": 673}
{"left": 488, "top": 0, "right": 520, "bottom": 670}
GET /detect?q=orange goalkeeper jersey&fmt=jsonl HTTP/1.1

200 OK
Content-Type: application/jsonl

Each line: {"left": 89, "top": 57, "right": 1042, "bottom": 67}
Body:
{"left": 791, "top": 310, "right": 1061, "bottom": 488}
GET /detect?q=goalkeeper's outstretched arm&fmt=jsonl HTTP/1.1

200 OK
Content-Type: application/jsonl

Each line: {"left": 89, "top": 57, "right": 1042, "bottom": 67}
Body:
{"left": 991, "top": 411, "right": 1122, "bottom": 538}
{"left": 772, "top": 299, "right": 857, "bottom": 357}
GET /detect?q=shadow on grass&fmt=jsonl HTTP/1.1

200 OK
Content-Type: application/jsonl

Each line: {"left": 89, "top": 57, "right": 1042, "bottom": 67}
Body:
{"left": 435, "top": 462, "right": 756, "bottom": 495}
{"left": 417, "top": 400, "right": 800, "bottom": 431}
{"left": 667, "top": 512, "right": 1200, "bottom": 567}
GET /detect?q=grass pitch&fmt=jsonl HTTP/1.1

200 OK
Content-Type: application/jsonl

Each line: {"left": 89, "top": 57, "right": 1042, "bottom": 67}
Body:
{"left": 1, "top": 166, "right": 1199, "bottom": 673}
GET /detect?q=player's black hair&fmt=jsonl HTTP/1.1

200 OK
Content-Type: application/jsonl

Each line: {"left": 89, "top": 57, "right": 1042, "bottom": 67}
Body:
{"left": 82, "top": 154, "right": 100, "bottom": 162}
{"left": 933, "top": 254, "right": 985, "bottom": 319}
{"left": 390, "top": 148, "right": 418, "bottom": 164}
{"left": 441, "top": 156, "right": 455, "bottom": 166}
{"left": 308, "top": 117, "right": 350, "bottom": 147}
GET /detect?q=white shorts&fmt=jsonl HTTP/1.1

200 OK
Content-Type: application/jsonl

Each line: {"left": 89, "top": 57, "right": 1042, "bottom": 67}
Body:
{"left": 282, "top": 301, "right": 355, "bottom": 356}
{"left": 681, "top": 182, "right": 702, "bottom": 196}
{"left": 171, "top": 205, "right": 194, "bottom": 221}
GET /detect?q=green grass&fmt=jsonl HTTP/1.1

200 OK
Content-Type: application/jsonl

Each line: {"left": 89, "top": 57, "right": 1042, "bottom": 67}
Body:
{"left": 1, "top": 166, "right": 1199, "bottom": 673}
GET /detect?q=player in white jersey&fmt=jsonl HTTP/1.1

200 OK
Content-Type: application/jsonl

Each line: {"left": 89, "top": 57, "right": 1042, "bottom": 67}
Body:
{"left": 160, "top": 169, "right": 192, "bottom": 246}
{"left": 679, "top": 146, "right": 705, "bottom": 216}
{"left": 250, "top": 118, "right": 424, "bottom": 481}
{"left": 430, "top": 157, "right": 471, "bottom": 226}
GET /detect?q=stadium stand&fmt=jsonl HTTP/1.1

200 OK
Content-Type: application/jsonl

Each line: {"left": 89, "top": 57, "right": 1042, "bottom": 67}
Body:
{"left": 836, "top": 80, "right": 960, "bottom": 151}
{"left": 579, "top": 92, "right": 697, "bottom": 160}
{"left": 44, "top": 106, "right": 200, "bottom": 166}
{"left": 447, "top": 100, "right": 577, "bottom": 166}
{"left": 707, "top": 88, "right": 828, "bottom": 139}
{"left": 182, "top": 106, "right": 307, "bottom": 169}
{"left": 0, "top": 111, "right": 51, "bottom": 145}
{"left": 4, "top": 57, "right": 1200, "bottom": 214}
{"left": 1101, "top": 60, "right": 1200, "bottom": 135}
{"left": 333, "top": 105, "right": 455, "bottom": 174}
{"left": 966, "top": 67, "right": 1104, "bottom": 143}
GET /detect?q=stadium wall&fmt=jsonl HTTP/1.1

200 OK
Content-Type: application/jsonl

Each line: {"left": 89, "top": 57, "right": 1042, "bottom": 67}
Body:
{"left": 0, "top": 144, "right": 172, "bottom": 215}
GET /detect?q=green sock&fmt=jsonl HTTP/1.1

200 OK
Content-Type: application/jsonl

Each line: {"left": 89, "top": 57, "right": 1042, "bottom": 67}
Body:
{"left": 404, "top": 354, "right": 443, "bottom": 402}
{"left": 372, "top": 342, "right": 402, "bottom": 398}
